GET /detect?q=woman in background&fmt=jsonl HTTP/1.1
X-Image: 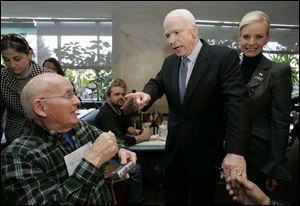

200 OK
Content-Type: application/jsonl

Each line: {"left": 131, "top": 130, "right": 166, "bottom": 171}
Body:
{"left": 1, "top": 33, "right": 53, "bottom": 144}
{"left": 42, "top": 57, "right": 82, "bottom": 103}
{"left": 42, "top": 57, "right": 65, "bottom": 76}
{"left": 238, "top": 11, "right": 292, "bottom": 194}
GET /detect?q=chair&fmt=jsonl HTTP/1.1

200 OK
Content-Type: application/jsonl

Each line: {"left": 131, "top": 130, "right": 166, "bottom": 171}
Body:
{"left": 80, "top": 109, "right": 99, "bottom": 125}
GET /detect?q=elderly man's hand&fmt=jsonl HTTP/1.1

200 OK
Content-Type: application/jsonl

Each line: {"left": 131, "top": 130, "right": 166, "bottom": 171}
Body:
{"left": 84, "top": 131, "right": 119, "bottom": 168}
{"left": 125, "top": 92, "right": 151, "bottom": 110}
{"left": 222, "top": 153, "right": 247, "bottom": 180}
{"left": 118, "top": 148, "right": 137, "bottom": 166}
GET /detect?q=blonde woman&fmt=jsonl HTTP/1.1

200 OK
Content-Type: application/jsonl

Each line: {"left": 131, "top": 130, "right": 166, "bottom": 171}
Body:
{"left": 238, "top": 11, "right": 292, "bottom": 193}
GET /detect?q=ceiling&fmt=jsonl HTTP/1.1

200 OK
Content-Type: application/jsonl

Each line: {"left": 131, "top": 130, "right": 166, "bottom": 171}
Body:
{"left": 1, "top": 1, "right": 299, "bottom": 25}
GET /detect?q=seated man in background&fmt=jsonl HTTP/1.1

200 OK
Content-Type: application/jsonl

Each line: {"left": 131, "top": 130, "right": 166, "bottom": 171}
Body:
{"left": 1, "top": 73, "right": 136, "bottom": 205}
{"left": 94, "top": 78, "right": 151, "bottom": 204}
{"left": 95, "top": 78, "right": 151, "bottom": 146}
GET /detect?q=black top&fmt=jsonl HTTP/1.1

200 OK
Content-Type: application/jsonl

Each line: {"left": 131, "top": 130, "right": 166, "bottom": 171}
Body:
{"left": 94, "top": 101, "right": 136, "bottom": 146}
{"left": 241, "top": 53, "right": 263, "bottom": 83}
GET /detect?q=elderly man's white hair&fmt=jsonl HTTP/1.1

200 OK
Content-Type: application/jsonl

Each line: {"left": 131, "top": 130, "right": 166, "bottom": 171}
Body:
{"left": 21, "top": 73, "right": 66, "bottom": 120}
{"left": 163, "top": 9, "right": 196, "bottom": 28}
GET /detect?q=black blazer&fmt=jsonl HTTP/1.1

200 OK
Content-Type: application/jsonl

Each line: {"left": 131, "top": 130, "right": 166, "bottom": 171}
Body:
{"left": 143, "top": 39, "right": 249, "bottom": 172}
{"left": 245, "top": 55, "right": 292, "bottom": 181}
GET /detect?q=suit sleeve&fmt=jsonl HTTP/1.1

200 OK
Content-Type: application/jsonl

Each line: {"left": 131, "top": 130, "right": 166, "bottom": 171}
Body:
{"left": 261, "top": 64, "right": 292, "bottom": 181}
{"left": 221, "top": 49, "right": 251, "bottom": 155}
{"left": 142, "top": 60, "right": 167, "bottom": 111}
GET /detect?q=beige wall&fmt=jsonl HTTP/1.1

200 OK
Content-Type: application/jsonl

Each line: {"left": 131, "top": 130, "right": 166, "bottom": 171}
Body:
{"left": 112, "top": 14, "right": 173, "bottom": 113}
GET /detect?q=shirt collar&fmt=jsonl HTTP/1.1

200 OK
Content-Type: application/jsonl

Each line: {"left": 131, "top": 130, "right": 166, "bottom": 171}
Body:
{"left": 106, "top": 101, "right": 122, "bottom": 116}
{"left": 186, "top": 39, "right": 202, "bottom": 64}
{"left": 31, "top": 123, "right": 64, "bottom": 143}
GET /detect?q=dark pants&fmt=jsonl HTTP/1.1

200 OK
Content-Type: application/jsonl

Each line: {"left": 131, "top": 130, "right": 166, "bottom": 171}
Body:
{"left": 164, "top": 148, "right": 218, "bottom": 204}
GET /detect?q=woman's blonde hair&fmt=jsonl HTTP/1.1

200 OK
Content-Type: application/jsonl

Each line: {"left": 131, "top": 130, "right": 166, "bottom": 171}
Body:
{"left": 238, "top": 10, "right": 270, "bottom": 36}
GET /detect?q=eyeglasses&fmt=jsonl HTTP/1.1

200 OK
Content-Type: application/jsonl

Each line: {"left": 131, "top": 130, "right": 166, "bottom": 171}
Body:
{"left": 39, "top": 91, "right": 76, "bottom": 101}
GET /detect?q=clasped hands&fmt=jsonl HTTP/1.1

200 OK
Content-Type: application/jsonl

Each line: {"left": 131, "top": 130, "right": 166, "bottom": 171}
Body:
{"left": 221, "top": 153, "right": 246, "bottom": 180}
{"left": 221, "top": 153, "right": 247, "bottom": 191}
{"left": 221, "top": 153, "right": 247, "bottom": 198}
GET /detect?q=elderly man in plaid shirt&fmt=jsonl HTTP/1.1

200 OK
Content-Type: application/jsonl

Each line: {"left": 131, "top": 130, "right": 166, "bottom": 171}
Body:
{"left": 1, "top": 73, "right": 136, "bottom": 205}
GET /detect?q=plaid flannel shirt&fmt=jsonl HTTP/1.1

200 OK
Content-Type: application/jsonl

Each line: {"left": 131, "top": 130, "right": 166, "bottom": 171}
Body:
{"left": 1, "top": 120, "right": 126, "bottom": 205}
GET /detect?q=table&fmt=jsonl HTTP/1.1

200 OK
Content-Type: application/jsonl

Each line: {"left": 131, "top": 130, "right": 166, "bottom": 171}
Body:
{"left": 129, "top": 135, "right": 166, "bottom": 152}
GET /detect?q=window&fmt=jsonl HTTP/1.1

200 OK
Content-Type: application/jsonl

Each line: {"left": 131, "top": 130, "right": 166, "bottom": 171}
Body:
{"left": 197, "top": 21, "right": 298, "bottom": 53}
{"left": 2, "top": 18, "right": 113, "bottom": 102}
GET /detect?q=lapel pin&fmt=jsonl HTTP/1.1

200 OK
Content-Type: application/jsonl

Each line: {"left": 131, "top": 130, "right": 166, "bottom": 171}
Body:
{"left": 254, "top": 76, "right": 263, "bottom": 81}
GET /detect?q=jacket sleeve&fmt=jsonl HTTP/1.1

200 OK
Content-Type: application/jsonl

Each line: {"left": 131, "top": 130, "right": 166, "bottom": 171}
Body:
{"left": 221, "top": 49, "right": 250, "bottom": 155}
{"left": 260, "top": 63, "right": 292, "bottom": 181}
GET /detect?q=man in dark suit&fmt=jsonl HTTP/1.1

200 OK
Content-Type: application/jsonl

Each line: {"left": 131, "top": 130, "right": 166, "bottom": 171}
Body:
{"left": 126, "top": 9, "right": 250, "bottom": 204}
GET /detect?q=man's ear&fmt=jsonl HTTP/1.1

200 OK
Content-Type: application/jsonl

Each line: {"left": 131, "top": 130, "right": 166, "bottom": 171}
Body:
{"left": 33, "top": 99, "right": 47, "bottom": 117}
{"left": 192, "top": 25, "right": 198, "bottom": 39}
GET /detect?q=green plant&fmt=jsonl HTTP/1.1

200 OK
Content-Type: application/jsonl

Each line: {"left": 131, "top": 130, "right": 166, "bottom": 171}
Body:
{"left": 266, "top": 52, "right": 299, "bottom": 98}
{"left": 53, "top": 39, "right": 112, "bottom": 101}
{"left": 86, "top": 69, "right": 112, "bottom": 101}
{"left": 267, "top": 53, "right": 299, "bottom": 85}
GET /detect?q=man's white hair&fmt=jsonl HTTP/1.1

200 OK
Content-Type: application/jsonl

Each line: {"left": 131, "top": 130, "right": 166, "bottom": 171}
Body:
{"left": 164, "top": 9, "right": 196, "bottom": 28}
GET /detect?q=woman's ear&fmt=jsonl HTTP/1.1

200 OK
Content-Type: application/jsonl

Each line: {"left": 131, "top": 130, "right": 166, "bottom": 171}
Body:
{"left": 237, "top": 36, "right": 242, "bottom": 47}
{"left": 33, "top": 99, "right": 47, "bottom": 117}
{"left": 27, "top": 50, "right": 33, "bottom": 61}
{"left": 264, "top": 34, "right": 270, "bottom": 45}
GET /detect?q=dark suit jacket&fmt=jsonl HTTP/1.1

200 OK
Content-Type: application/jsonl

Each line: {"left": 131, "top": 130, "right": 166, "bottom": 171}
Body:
{"left": 245, "top": 55, "right": 292, "bottom": 181}
{"left": 143, "top": 39, "right": 249, "bottom": 174}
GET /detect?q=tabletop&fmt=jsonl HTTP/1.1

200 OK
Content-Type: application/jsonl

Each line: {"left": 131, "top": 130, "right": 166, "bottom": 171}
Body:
{"left": 129, "top": 135, "right": 166, "bottom": 152}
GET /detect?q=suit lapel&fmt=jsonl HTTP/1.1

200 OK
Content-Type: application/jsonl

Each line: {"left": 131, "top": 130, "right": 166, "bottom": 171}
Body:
{"left": 247, "top": 56, "right": 271, "bottom": 91}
